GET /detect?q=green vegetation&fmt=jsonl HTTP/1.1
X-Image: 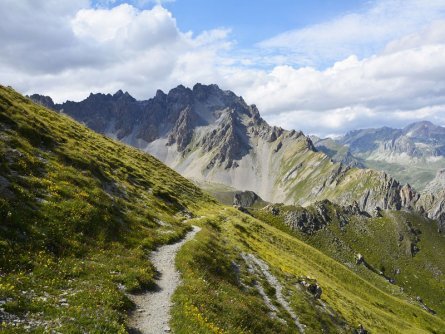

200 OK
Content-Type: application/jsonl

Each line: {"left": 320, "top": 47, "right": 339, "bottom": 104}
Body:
{"left": 174, "top": 207, "right": 445, "bottom": 333}
{"left": 0, "top": 85, "right": 212, "bottom": 332}
{"left": 250, "top": 203, "right": 445, "bottom": 321}
{"left": 1, "top": 85, "right": 444, "bottom": 333}
{"left": 362, "top": 158, "right": 445, "bottom": 191}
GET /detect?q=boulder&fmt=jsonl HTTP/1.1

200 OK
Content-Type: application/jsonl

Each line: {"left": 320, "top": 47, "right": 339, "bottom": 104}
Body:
{"left": 233, "top": 191, "right": 263, "bottom": 208}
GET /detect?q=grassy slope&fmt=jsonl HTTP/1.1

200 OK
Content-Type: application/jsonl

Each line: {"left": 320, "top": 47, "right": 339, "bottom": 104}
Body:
{"left": 173, "top": 207, "right": 445, "bottom": 334}
{"left": 1, "top": 86, "right": 444, "bottom": 333}
{"left": 362, "top": 158, "right": 444, "bottom": 191}
{"left": 0, "top": 85, "right": 214, "bottom": 332}
{"left": 276, "top": 138, "right": 387, "bottom": 208}
{"left": 250, "top": 204, "right": 445, "bottom": 323}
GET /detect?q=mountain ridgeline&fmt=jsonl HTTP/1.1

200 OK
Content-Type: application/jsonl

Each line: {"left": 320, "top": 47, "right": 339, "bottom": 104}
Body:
{"left": 30, "top": 84, "right": 445, "bottom": 230}
{"left": 312, "top": 122, "right": 445, "bottom": 191}
{"left": 3, "top": 85, "right": 445, "bottom": 333}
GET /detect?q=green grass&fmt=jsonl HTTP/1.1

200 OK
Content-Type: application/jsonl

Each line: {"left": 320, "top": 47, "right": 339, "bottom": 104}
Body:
{"left": 362, "top": 158, "right": 444, "bottom": 191}
{"left": 170, "top": 206, "right": 445, "bottom": 333}
{"left": 250, "top": 204, "right": 445, "bottom": 325}
{"left": 0, "top": 85, "right": 213, "bottom": 332}
{"left": 2, "top": 85, "right": 445, "bottom": 333}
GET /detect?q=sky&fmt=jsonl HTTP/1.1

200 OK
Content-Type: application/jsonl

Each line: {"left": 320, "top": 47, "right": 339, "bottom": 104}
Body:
{"left": 1, "top": 0, "right": 445, "bottom": 136}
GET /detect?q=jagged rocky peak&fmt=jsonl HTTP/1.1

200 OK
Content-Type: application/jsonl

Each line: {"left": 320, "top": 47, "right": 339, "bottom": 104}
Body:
{"left": 402, "top": 120, "right": 443, "bottom": 138}
{"left": 113, "top": 89, "right": 136, "bottom": 101}
{"left": 424, "top": 169, "right": 445, "bottom": 193}
{"left": 28, "top": 94, "right": 56, "bottom": 110}
{"left": 154, "top": 89, "right": 167, "bottom": 99}
{"left": 200, "top": 110, "right": 251, "bottom": 169}
{"left": 28, "top": 84, "right": 445, "bottom": 227}
{"left": 193, "top": 83, "right": 243, "bottom": 107}
{"left": 167, "top": 107, "right": 198, "bottom": 152}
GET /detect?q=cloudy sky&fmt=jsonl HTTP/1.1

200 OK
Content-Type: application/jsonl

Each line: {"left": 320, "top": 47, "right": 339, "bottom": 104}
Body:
{"left": 2, "top": 0, "right": 445, "bottom": 136}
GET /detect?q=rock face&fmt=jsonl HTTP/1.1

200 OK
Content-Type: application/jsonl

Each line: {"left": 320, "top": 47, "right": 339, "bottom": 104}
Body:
{"left": 313, "top": 121, "right": 445, "bottom": 191}
{"left": 416, "top": 169, "right": 445, "bottom": 230}
{"left": 284, "top": 202, "right": 333, "bottom": 235}
{"left": 281, "top": 200, "right": 366, "bottom": 235}
{"left": 233, "top": 191, "right": 263, "bottom": 208}
{"left": 27, "top": 94, "right": 55, "bottom": 110}
{"left": 29, "top": 84, "right": 445, "bottom": 225}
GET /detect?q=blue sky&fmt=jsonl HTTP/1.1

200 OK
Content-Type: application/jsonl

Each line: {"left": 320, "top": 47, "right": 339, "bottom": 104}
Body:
{"left": 93, "top": 0, "right": 369, "bottom": 68}
{"left": 2, "top": 0, "right": 445, "bottom": 136}
{"left": 95, "top": 0, "right": 365, "bottom": 44}
{"left": 162, "top": 0, "right": 365, "bottom": 47}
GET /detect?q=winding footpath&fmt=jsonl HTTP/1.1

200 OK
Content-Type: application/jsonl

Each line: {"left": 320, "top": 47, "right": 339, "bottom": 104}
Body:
{"left": 129, "top": 226, "right": 201, "bottom": 334}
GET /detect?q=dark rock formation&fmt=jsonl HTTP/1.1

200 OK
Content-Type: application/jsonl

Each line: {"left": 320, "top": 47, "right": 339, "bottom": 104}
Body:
{"left": 299, "top": 278, "right": 323, "bottom": 299}
{"left": 284, "top": 200, "right": 337, "bottom": 234}
{"left": 354, "top": 324, "right": 368, "bottom": 334}
{"left": 416, "top": 296, "right": 436, "bottom": 315}
{"left": 233, "top": 191, "right": 263, "bottom": 208}
{"left": 28, "top": 84, "right": 445, "bottom": 229}
{"left": 28, "top": 94, "right": 56, "bottom": 110}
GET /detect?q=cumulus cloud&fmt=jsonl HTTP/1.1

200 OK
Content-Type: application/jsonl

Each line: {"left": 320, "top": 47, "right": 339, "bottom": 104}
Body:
{"left": 240, "top": 13, "right": 445, "bottom": 135}
{"left": 0, "top": 1, "right": 228, "bottom": 101}
{"left": 1, "top": 0, "right": 445, "bottom": 136}
{"left": 258, "top": 0, "right": 445, "bottom": 68}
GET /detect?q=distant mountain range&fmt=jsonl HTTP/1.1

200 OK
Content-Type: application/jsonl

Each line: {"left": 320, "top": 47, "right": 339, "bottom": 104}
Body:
{"left": 29, "top": 85, "right": 445, "bottom": 229}
{"left": 311, "top": 121, "right": 445, "bottom": 191}
{"left": 3, "top": 84, "right": 445, "bottom": 333}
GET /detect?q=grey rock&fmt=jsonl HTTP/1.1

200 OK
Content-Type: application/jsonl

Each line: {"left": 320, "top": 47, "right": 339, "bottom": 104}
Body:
{"left": 30, "top": 85, "right": 445, "bottom": 230}
{"left": 28, "top": 94, "right": 56, "bottom": 110}
{"left": 233, "top": 191, "right": 263, "bottom": 208}
{"left": 372, "top": 206, "right": 382, "bottom": 217}
{"left": 355, "top": 324, "right": 368, "bottom": 334}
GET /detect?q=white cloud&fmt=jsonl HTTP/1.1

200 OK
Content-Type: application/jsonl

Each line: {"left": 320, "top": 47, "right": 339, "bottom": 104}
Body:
{"left": 0, "top": 1, "right": 229, "bottom": 102}
{"left": 240, "top": 40, "right": 445, "bottom": 135}
{"left": 258, "top": 0, "right": 445, "bottom": 67}
{"left": 1, "top": 0, "right": 445, "bottom": 137}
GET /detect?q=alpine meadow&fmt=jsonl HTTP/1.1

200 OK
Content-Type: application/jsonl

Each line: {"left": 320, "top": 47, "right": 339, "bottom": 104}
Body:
{"left": 1, "top": 1, "right": 445, "bottom": 333}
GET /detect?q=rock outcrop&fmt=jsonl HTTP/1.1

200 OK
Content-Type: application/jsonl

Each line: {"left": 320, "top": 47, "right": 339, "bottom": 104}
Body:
{"left": 233, "top": 191, "right": 263, "bottom": 208}
{"left": 27, "top": 94, "right": 55, "bottom": 110}
{"left": 29, "top": 84, "right": 445, "bottom": 228}
{"left": 313, "top": 121, "right": 445, "bottom": 191}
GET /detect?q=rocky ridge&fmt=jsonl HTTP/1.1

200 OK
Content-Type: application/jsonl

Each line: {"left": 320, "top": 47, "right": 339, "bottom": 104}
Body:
{"left": 30, "top": 84, "right": 445, "bottom": 228}
{"left": 312, "top": 121, "right": 445, "bottom": 191}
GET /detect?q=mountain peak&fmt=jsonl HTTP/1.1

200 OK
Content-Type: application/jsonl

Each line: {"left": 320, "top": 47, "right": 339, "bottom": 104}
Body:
{"left": 113, "top": 89, "right": 124, "bottom": 97}
{"left": 28, "top": 93, "right": 55, "bottom": 110}
{"left": 403, "top": 120, "right": 445, "bottom": 138}
{"left": 155, "top": 89, "right": 166, "bottom": 98}
{"left": 113, "top": 89, "right": 135, "bottom": 101}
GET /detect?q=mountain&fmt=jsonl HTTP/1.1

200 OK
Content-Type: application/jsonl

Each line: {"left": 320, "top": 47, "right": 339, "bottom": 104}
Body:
{"left": 342, "top": 121, "right": 445, "bottom": 159}
{"left": 3, "top": 85, "right": 445, "bottom": 333}
{"left": 312, "top": 122, "right": 445, "bottom": 191}
{"left": 309, "top": 135, "right": 364, "bottom": 168}
{"left": 31, "top": 85, "right": 445, "bottom": 229}
{"left": 1, "top": 85, "right": 214, "bottom": 332}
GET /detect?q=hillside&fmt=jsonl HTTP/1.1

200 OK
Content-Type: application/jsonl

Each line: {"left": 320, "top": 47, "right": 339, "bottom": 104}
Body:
{"left": 250, "top": 202, "right": 445, "bottom": 317}
{"left": 0, "top": 85, "right": 212, "bottom": 332}
{"left": 2, "top": 86, "right": 445, "bottom": 333}
{"left": 30, "top": 86, "right": 445, "bottom": 227}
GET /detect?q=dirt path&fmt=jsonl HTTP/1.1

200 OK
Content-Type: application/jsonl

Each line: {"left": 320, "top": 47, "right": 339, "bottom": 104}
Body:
{"left": 129, "top": 226, "right": 201, "bottom": 334}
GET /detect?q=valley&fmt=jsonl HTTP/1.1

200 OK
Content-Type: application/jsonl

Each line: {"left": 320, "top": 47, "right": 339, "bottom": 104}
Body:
{"left": 31, "top": 85, "right": 445, "bottom": 230}
{"left": 1, "top": 85, "right": 444, "bottom": 333}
